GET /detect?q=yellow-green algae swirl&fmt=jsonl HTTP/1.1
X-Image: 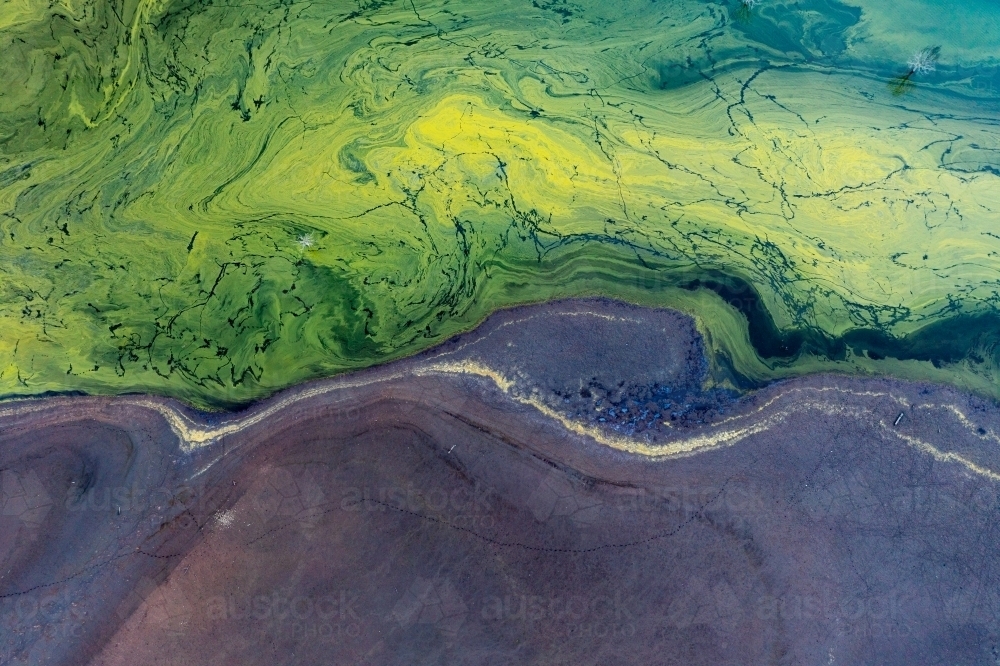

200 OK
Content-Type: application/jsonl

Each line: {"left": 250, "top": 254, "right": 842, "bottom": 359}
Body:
{"left": 1, "top": 0, "right": 1000, "bottom": 409}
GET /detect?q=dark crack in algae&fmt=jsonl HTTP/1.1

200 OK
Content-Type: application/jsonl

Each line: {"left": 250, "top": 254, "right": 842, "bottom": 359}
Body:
{"left": 2, "top": 0, "right": 1000, "bottom": 409}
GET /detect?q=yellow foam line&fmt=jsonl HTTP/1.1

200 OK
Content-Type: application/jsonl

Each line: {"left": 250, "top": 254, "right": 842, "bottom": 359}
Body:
{"left": 2, "top": 358, "right": 998, "bottom": 483}
{"left": 420, "top": 362, "right": 1000, "bottom": 482}
{"left": 890, "top": 429, "right": 1000, "bottom": 483}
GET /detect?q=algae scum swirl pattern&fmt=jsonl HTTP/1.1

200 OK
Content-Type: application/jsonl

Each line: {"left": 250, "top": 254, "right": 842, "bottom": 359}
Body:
{"left": 1, "top": 0, "right": 999, "bottom": 408}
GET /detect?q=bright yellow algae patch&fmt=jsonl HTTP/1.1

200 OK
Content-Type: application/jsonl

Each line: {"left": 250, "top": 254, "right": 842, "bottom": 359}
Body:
{"left": 1, "top": 0, "right": 1000, "bottom": 409}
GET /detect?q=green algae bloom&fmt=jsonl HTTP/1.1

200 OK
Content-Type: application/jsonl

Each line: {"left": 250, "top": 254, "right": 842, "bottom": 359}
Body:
{"left": 1, "top": 0, "right": 1000, "bottom": 409}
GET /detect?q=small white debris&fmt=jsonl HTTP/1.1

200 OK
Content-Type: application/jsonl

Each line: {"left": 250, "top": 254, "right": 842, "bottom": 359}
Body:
{"left": 214, "top": 510, "right": 236, "bottom": 528}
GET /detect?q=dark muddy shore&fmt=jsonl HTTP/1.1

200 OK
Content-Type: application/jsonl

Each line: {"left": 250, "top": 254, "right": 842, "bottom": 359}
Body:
{"left": 3, "top": 299, "right": 1000, "bottom": 665}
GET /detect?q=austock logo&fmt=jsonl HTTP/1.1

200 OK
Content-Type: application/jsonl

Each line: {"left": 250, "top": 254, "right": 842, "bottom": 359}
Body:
{"left": 481, "top": 589, "right": 636, "bottom": 638}
{"left": 390, "top": 577, "right": 468, "bottom": 638}
{"left": 3, "top": 587, "right": 86, "bottom": 640}
{"left": 388, "top": 577, "right": 637, "bottom": 640}
{"left": 524, "top": 469, "right": 603, "bottom": 529}
{"left": 524, "top": 468, "right": 762, "bottom": 532}
{"left": 661, "top": 578, "right": 743, "bottom": 630}
{"left": 115, "top": 576, "right": 193, "bottom": 635}
{"left": 249, "top": 465, "right": 329, "bottom": 532}
{"left": 341, "top": 481, "right": 497, "bottom": 529}
{"left": 753, "top": 590, "right": 914, "bottom": 625}
{"left": 204, "top": 588, "right": 363, "bottom": 643}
